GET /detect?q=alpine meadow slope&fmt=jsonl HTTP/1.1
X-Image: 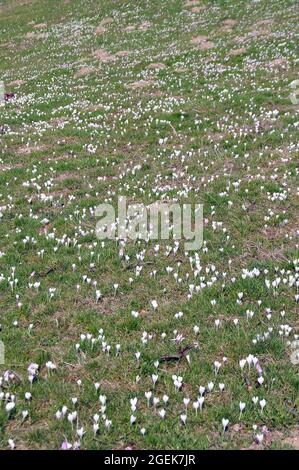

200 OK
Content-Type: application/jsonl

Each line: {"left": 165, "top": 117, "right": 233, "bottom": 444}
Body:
{"left": 0, "top": 0, "right": 298, "bottom": 450}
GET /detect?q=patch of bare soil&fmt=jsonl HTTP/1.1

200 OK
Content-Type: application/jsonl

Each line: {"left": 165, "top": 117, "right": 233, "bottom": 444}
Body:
{"left": 8, "top": 80, "right": 26, "bottom": 87}
{"left": 142, "top": 90, "right": 163, "bottom": 98}
{"left": 257, "top": 19, "right": 274, "bottom": 26}
{"left": 263, "top": 428, "right": 299, "bottom": 450}
{"left": 17, "top": 144, "right": 47, "bottom": 155}
{"left": 244, "top": 429, "right": 299, "bottom": 450}
{"left": 228, "top": 47, "right": 247, "bottom": 57}
{"left": 5, "top": 419, "right": 50, "bottom": 450}
{"left": 101, "top": 17, "right": 114, "bottom": 26}
{"left": 147, "top": 63, "right": 166, "bottom": 70}
{"left": 191, "top": 6, "right": 206, "bottom": 13}
{"left": 268, "top": 58, "right": 288, "bottom": 68}
{"left": 123, "top": 25, "right": 135, "bottom": 33}
{"left": 207, "top": 131, "right": 226, "bottom": 142}
{"left": 197, "top": 41, "right": 215, "bottom": 50}
{"left": 94, "top": 26, "right": 107, "bottom": 35}
{"left": 94, "top": 17, "right": 114, "bottom": 34}
{"left": 221, "top": 20, "right": 237, "bottom": 32}
{"left": 26, "top": 32, "right": 49, "bottom": 40}
{"left": 94, "top": 17, "right": 113, "bottom": 36}
{"left": 0, "top": 41, "right": 13, "bottom": 48}
{"left": 191, "top": 34, "right": 209, "bottom": 44}
{"left": 175, "top": 67, "right": 188, "bottom": 73}
{"left": 249, "top": 28, "right": 271, "bottom": 38}
{"left": 34, "top": 23, "right": 47, "bottom": 29}
{"left": 37, "top": 223, "right": 52, "bottom": 235}
{"left": 221, "top": 26, "right": 233, "bottom": 33}
{"left": 126, "top": 80, "right": 155, "bottom": 90}
{"left": 100, "top": 378, "right": 138, "bottom": 393}
{"left": 50, "top": 116, "right": 67, "bottom": 127}
{"left": 185, "top": 0, "right": 201, "bottom": 6}
{"left": 262, "top": 220, "right": 299, "bottom": 244}
{"left": 115, "top": 50, "right": 131, "bottom": 57}
{"left": 93, "top": 48, "right": 117, "bottom": 62}
{"left": 283, "top": 428, "right": 299, "bottom": 450}
{"left": 191, "top": 35, "right": 215, "bottom": 50}
{"left": 123, "top": 22, "right": 150, "bottom": 33}
{"left": 75, "top": 66, "right": 95, "bottom": 77}
{"left": 53, "top": 171, "right": 80, "bottom": 183}
{"left": 223, "top": 19, "right": 237, "bottom": 26}
{"left": 138, "top": 21, "right": 151, "bottom": 31}
{"left": 83, "top": 103, "right": 105, "bottom": 113}
{"left": 0, "top": 162, "right": 24, "bottom": 171}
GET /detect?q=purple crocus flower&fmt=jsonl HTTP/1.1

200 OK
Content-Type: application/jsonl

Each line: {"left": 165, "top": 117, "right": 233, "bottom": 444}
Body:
{"left": 255, "top": 361, "right": 263, "bottom": 376}
{"left": 61, "top": 441, "right": 72, "bottom": 450}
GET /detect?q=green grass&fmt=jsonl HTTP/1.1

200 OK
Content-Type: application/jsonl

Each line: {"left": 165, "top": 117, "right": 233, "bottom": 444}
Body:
{"left": 0, "top": 0, "right": 298, "bottom": 451}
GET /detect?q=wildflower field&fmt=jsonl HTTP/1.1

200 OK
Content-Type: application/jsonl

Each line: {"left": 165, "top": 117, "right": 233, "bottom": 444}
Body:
{"left": 0, "top": 0, "right": 298, "bottom": 451}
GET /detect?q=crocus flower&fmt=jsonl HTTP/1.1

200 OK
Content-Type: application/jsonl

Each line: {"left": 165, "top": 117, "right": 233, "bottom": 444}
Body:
{"left": 61, "top": 441, "right": 72, "bottom": 450}
{"left": 180, "top": 414, "right": 187, "bottom": 425}
{"left": 222, "top": 418, "right": 229, "bottom": 431}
